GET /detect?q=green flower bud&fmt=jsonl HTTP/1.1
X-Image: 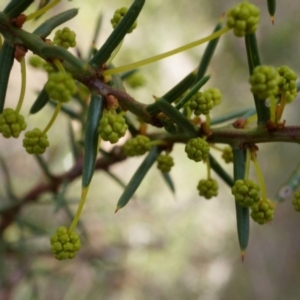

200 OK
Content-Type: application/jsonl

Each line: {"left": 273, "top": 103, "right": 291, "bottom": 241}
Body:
{"left": 197, "top": 178, "right": 218, "bottom": 199}
{"left": 123, "top": 135, "right": 151, "bottom": 156}
{"left": 125, "top": 73, "right": 146, "bottom": 88}
{"left": 221, "top": 146, "right": 233, "bottom": 163}
{"left": 111, "top": 7, "right": 137, "bottom": 33}
{"left": 249, "top": 65, "right": 280, "bottom": 99}
{"left": 23, "top": 128, "right": 49, "bottom": 154}
{"left": 204, "top": 88, "right": 222, "bottom": 106}
{"left": 53, "top": 27, "right": 76, "bottom": 49}
{"left": 45, "top": 72, "right": 78, "bottom": 103}
{"left": 156, "top": 154, "right": 174, "bottom": 173}
{"left": 0, "top": 108, "right": 27, "bottom": 138}
{"left": 226, "top": 2, "right": 260, "bottom": 37}
{"left": 251, "top": 198, "right": 275, "bottom": 224}
{"left": 189, "top": 92, "right": 214, "bottom": 116}
{"left": 232, "top": 179, "right": 261, "bottom": 208}
{"left": 98, "top": 113, "right": 128, "bottom": 143}
{"left": 185, "top": 137, "right": 210, "bottom": 162}
{"left": 28, "top": 55, "right": 44, "bottom": 69}
{"left": 50, "top": 226, "right": 81, "bottom": 260}
{"left": 277, "top": 65, "right": 298, "bottom": 103}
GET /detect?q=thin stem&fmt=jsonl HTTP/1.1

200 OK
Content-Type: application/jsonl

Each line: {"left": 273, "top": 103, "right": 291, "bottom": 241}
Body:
{"left": 103, "top": 27, "right": 231, "bottom": 76}
{"left": 69, "top": 186, "right": 89, "bottom": 232}
{"left": 277, "top": 94, "right": 286, "bottom": 121}
{"left": 175, "top": 75, "right": 211, "bottom": 110}
{"left": 150, "top": 140, "right": 168, "bottom": 147}
{"left": 107, "top": 39, "right": 124, "bottom": 65}
{"left": 53, "top": 58, "right": 65, "bottom": 72}
{"left": 26, "top": 0, "right": 61, "bottom": 21}
{"left": 244, "top": 148, "right": 251, "bottom": 180}
{"left": 245, "top": 114, "right": 257, "bottom": 125}
{"left": 15, "top": 57, "right": 26, "bottom": 114}
{"left": 251, "top": 151, "right": 267, "bottom": 200}
{"left": 269, "top": 95, "right": 276, "bottom": 123}
{"left": 42, "top": 102, "right": 62, "bottom": 134}
{"left": 206, "top": 157, "right": 211, "bottom": 179}
{"left": 205, "top": 114, "right": 211, "bottom": 133}
{"left": 209, "top": 144, "right": 223, "bottom": 152}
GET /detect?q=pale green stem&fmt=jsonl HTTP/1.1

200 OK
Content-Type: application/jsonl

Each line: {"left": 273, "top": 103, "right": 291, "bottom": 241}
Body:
{"left": 251, "top": 152, "right": 267, "bottom": 200}
{"left": 244, "top": 148, "right": 251, "bottom": 180}
{"left": 69, "top": 186, "right": 89, "bottom": 232}
{"left": 26, "top": 0, "right": 61, "bottom": 21}
{"left": 150, "top": 140, "right": 168, "bottom": 147}
{"left": 277, "top": 94, "right": 286, "bottom": 121}
{"left": 102, "top": 27, "right": 231, "bottom": 76}
{"left": 0, "top": 34, "right": 2, "bottom": 49}
{"left": 42, "top": 102, "right": 62, "bottom": 134}
{"left": 246, "top": 114, "right": 257, "bottom": 125}
{"left": 269, "top": 95, "right": 276, "bottom": 124}
{"left": 69, "top": 135, "right": 101, "bottom": 231}
{"left": 209, "top": 144, "right": 223, "bottom": 152}
{"left": 205, "top": 114, "right": 211, "bottom": 133}
{"left": 53, "top": 58, "right": 65, "bottom": 72}
{"left": 107, "top": 39, "right": 124, "bottom": 65}
{"left": 15, "top": 57, "right": 26, "bottom": 114}
{"left": 206, "top": 157, "right": 211, "bottom": 179}
{"left": 41, "top": 60, "right": 65, "bottom": 134}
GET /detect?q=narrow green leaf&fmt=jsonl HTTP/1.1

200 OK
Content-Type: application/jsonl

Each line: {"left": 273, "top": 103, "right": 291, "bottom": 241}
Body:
{"left": 0, "top": 155, "right": 16, "bottom": 200}
{"left": 104, "top": 169, "right": 128, "bottom": 190}
{"left": 160, "top": 117, "right": 179, "bottom": 134}
{"left": 68, "top": 121, "right": 79, "bottom": 160}
{"left": 245, "top": 33, "right": 261, "bottom": 73}
{"left": 124, "top": 115, "right": 139, "bottom": 136}
{"left": 108, "top": 70, "right": 139, "bottom": 135}
{"left": 244, "top": 33, "right": 269, "bottom": 125}
{"left": 209, "top": 154, "right": 233, "bottom": 187}
{"left": 40, "top": 45, "right": 86, "bottom": 71}
{"left": 87, "top": 12, "right": 103, "bottom": 60}
{"left": 4, "top": 0, "right": 34, "bottom": 18}
{"left": 161, "top": 172, "right": 175, "bottom": 194}
{"left": 33, "top": 8, "right": 79, "bottom": 38}
{"left": 194, "top": 20, "right": 223, "bottom": 84}
{"left": 90, "top": 0, "right": 145, "bottom": 67}
{"left": 48, "top": 100, "right": 81, "bottom": 120}
{"left": 155, "top": 98, "right": 198, "bottom": 137}
{"left": 82, "top": 94, "right": 104, "bottom": 188}
{"left": 0, "top": 41, "right": 14, "bottom": 113}
{"left": 53, "top": 179, "right": 69, "bottom": 212}
{"left": 34, "top": 154, "right": 53, "bottom": 181}
{"left": 146, "top": 70, "right": 196, "bottom": 116}
{"left": 16, "top": 218, "right": 48, "bottom": 235}
{"left": 210, "top": 108, "right": 256, "bottom": 125}
{"left": 233, "top": 146, "right": 249, "bottom": 258}
{"left": 116, "top": 146, "right": 161, "bottom": 211}
{"left": 175, "top": 75, "right": 210, "bottom": 109}
{"left": 29, "top": 88, "right": 49, "bottom": 114}
{"left": 120, "top": 69, "right": 137, "bottom": 80}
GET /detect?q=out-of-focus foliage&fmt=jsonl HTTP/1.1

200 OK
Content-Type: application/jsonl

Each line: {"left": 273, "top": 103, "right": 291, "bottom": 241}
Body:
{"left": 1, "top": 1, "right": 300, "bottom": 300}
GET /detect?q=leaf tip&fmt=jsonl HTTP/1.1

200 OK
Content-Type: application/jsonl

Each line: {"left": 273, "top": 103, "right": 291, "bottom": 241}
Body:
{"left": 220, "top": 12, "right": 225, "bottom": 23}
{"left": 241, "top": 250, "right": 246, "bottom": 262}
{"left": 271, "top": 16, "right": 275, "bottom": 25}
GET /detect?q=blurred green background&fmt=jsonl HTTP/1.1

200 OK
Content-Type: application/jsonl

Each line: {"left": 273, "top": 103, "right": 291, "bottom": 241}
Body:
{"left": 1, "top": 0, "right": 300, "bottom": 299}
